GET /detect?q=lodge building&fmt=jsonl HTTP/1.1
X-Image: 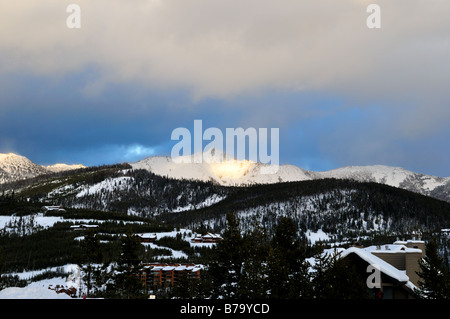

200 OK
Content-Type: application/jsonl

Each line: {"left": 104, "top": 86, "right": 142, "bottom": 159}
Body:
{"left": 326, "top": 238, "right": 426, "bottom": 299}
{"left": 41, "top": 205, "right": 66, "bottom": 213}
{"left": 136, "top": 233, "right": 157, "bottom": 243}
{"left": 190, "top": 232, "right": 223, "bottom": 243}
{"left": 138, "top": 263, "right": 203, "bottom": 290}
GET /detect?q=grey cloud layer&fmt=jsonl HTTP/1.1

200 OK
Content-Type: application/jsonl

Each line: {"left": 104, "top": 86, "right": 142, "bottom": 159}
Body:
{"left": 1, "top": 1, "right": 449, "bottom": 100}
{"left": 0, "top": 0, "right": 449, "bottom": 174}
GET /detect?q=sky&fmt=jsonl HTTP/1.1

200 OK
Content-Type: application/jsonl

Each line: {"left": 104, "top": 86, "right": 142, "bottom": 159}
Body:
{"left": 0, "top": 0, "right": 449, "bottom": 177}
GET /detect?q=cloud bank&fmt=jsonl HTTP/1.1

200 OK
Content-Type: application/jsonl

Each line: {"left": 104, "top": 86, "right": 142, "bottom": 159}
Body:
{"left": 0, "top": 0, "right": 449, "bottom": 175}
{"left": 1, "top": 1, "right": 448, "bottom": 100}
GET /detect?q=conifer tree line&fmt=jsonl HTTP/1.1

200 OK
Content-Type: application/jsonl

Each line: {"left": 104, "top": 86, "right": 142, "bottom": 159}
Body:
{"left": 1, "top": 211, "right": 448, "bottom": 298}
{"left": 6, "top": 165, "right": 448, "bottom": 236}
{"left": 176, "top": 213, "right": 371, "bottom": 299}
{"left": 416, "top": 237, "right": 450, "bottom": 299}
{"left": 69, "top": 213, "right": 449, "bottom": 299}
{"left": 158, "top": 178, "right": 450, "bottom": 238}
{"left": 1, "top": 164, "right": 449, "bottom": 298}
{"left": 172, "top": 213, "right": 450, "bottom": 299}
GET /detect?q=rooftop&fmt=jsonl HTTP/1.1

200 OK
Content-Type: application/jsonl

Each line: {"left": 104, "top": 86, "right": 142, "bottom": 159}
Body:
{"left": 364, "top": 244, "right": 422, "bottom": 254}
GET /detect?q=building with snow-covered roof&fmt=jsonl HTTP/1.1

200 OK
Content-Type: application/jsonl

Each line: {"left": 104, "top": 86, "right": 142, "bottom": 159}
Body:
{"left": 310, "top": 238, "right": 425, "bottom": 299}
{"left": 191, "top": 232, "right": 223, "bottom": 243}
{"left": 136, "top": 233, "right": 157, "bottom": 243}
{"left": 339, "top": 247, "right": 417, "bottom": 299}
{"left": 139, "top": 263, "right": 203, "bottom": 291}
{"left": 366, "top": 240, "right": 424, "bottom": 287}
{"left": 393, "top": 238, "right": 425, "bottom": 255}
{"left": 70, "top": 224, "right": 99, "bottom": 231}
{"left": 41, "top": 205, "right": 66, "bottom": 213}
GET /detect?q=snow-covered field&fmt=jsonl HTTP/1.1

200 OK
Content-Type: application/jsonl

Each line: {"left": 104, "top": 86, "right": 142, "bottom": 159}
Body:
{"left": 0, "top": 226, "right": 215, "bottom": 299}
{"left": 0, "top": 281, "right": 73, "bottom": 299}
{"left": 0, "top": 212, "right": 148, "bottom": 236}
{"left": 0, "top": 264, "right": 80, "bottom": 299}
{"left": 172, "top": 194, "right": 226, "bottom": 213}
{"left": 0, "top": 214, "right": 62, "bottom": 229}
{"left": 306, "top": 229, "right": 330, "bottom": 244}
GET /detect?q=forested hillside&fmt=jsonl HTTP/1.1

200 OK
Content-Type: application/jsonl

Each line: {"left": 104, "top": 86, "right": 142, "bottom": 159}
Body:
{"left": 159, "top": 178, "right": 450, "bottom": 241}
{"left": 1, "top": 164, "right": 449, "bottom": 299}
{"left": 5, "top": 165, "right": 450, "bottom": 239}
{"left": 4, "top": 165, "right": 228, "bottom": 218}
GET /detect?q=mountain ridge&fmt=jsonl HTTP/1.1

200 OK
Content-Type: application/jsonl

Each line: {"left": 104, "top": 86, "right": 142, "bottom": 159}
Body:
{"left": 1, "top": 155, "right": 448, "bottom": 244}
{"left": 1, "top": 150, "right": 448, "bottom": 202}
{"left": 131, "top": 149, "right": 450, "bottom": 202}
{"left": 0, "top": 152, "right": 85, "bottom": 184}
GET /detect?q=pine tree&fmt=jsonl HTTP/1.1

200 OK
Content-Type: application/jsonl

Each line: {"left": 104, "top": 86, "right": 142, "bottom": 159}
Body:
{"left": 0, "top": 245, "right": 3, "bottom": 288}
{"left": 238, "top": 222, "right": 270, "bottom": 298}
{"left": 416, "top": 238, "right": 450, "bottom": 299}
{"left": 310, "top": 246, "right": 370, "bottom": 299}
{"left": 170, "top": 270, "right": 213, "bottom": 299}
{"left": 110, "top": 227, "right": 145, "bottom": 299}
{"left": 208, "top": 212, "right": 245, "bottom": 298}
{"left": 267, "top": 217, "right": 312, "bottom": 298}
{"left": 78, "top": 228, "right": 103, "bottom": 297}
{"left": 310, "top": 246, "right": 333, "bottom": 299}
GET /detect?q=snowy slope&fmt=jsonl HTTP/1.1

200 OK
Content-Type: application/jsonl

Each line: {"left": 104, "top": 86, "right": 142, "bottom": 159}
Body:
{"left": 0, "top": 153, "right": 85, "bottom": 184}
{"left": 131, "top": 148, "right": 313, "bottom": 186}
{"left": 0, "top": 153, "right": 49, "bottom": 184}
{"left": 132, "top": 155, "right": 219, "bottom": 183}
{"left": 314, "top": 165, "right": 428, "bottom": 188}
{"left": 1, "top": 152, "right": 448, "bottom": 201}
{"left": 131, "top": 151, "right": 449, "bottom": 201}
{"left": 0, "top": 281, "right": 73, "bottom": 299}
{"left": 0, "top": 228, "right": 209, "bottom": 299}
{"left": 45, "top": 163, "right": 86, "bottom": 173}
{"left": 313, "top": 165, "right": 450, "bottom": 201}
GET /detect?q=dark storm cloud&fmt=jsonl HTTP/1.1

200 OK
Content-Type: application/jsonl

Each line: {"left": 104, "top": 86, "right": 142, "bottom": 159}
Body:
{"left": 0, "top": 1, "right": 448, "bottom": 176}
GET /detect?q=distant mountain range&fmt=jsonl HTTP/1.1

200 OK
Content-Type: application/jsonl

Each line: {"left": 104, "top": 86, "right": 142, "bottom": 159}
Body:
{"left": 1, "top": 150, "right": 448, "bottom": 241}
{"left": 1, "top": 150, "right": 448, "bottom": 202}
{"left": 0, "top": 153, "right": 85, "bottom": 185}
{"left": 131, "top": 148, "right": 450, "bottom": 203}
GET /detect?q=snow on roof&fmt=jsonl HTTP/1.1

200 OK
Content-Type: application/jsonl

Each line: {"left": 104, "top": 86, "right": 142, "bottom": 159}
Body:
{"left": 202, "top": 233, "right": 214, "bottom": 238}
{"left": 151, "top": 266, "right": 164, "bottom": 271}
{"left": 42, "top": 206, "right": 65, "bottom": 210}
{"left": 307, "top": 247, "right": 409, "bottom": 283}
{"left": 175, "top": 265, "right": 187, "bottom": 271}
{"left": 393, "top": 239, "right": 425, "bottom": 244}
{"left": 202, "top": 233, "right": 222, "bottom": 238}
{"left": 70, "top": 224, "right": 99, "bottom": 228}
{"left": 364, "top": 244, "right": 421, "bottom": 254}
{"left": 162, "top": 266, "right": 176, "bottom": 271}
{"left": 143, "top": 264, "right": 204, "bottom": 272}
{"left": 341, "top": 247, "right": 409, "bottom": 283}
{"left": 138, "top": 233, "right": 157, "bottom": 238}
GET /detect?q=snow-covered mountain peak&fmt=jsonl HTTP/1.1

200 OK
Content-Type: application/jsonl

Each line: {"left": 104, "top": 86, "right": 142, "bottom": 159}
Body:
{"left": 314, "top": 165, "right": 415, "bottom": 188}
{"left": 171, "top": 147, "right": 237, "bottom": 164}
{"left": 0, "top": 152, "right": 45, "bottom": 174}
{"left": 131, "top": 148, "right": 313, "bottom": 186}
{"left": 0, "top": 153, "right": 87, "bottom": 185}
{"left": 0, "top": 152, "right": 448, "bottom": 202}
{"left": 0, "top": 152, "right": 50, "bottom": 184}
{"left": 45, "top": 163, "right": 86, "bottom": 173}
{"left": 312, "top": 165, "right": 449, "bottom": 202}
{"left": 131, "top": 152, "right": 449, "bottom": 202}
{"left": 0, "top": 152, "right": 33, "bottom": 166}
